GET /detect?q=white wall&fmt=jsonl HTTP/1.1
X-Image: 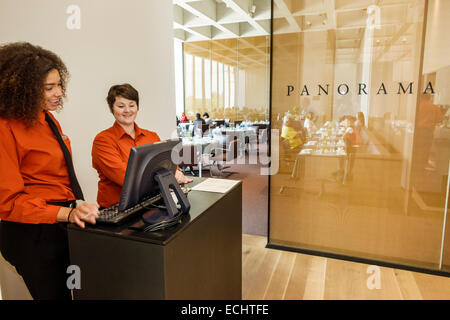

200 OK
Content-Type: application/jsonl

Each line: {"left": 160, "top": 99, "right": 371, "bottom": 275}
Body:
{"left": 0, "top": 0, "right": 176, "bottom": 204}
{"left": 423, "top": 0, "right": 450, "bottom": 74}
{"left": 174, "top": 39, "right": 185, "bottom": 117}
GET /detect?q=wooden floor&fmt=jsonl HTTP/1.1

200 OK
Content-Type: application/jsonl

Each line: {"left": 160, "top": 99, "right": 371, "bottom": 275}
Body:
{"left": 242, "top": 234, "right": 450, "bottom": 300}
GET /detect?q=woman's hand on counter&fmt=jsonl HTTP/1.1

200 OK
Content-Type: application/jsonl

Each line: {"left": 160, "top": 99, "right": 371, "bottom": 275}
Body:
{"left": 175, "top": 169, "right": 193, "bottom": 185}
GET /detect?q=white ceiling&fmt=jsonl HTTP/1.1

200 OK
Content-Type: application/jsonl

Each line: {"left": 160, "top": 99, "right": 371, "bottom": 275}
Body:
{"left": 174, "top": 0, "right": 419, "bottom": 42}
{"left": 273, "top": 0, "right": 418, "bottom": 33}
{"left": 175, "top": 0, "right": 422, "bottom": 64}
{"left": 173, "top": 0, "right": 271, "bottom": 42}
{"left": 273, "top": 0, "right": 422, "bottom": 64}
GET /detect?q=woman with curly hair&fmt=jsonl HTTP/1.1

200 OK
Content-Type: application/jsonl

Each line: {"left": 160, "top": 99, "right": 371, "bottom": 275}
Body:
{"left": 0, "top": 42, "right": 99, "bottom": 300}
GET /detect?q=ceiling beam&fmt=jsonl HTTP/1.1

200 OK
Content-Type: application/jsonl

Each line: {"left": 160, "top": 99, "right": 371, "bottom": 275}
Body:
{"left": 174, "top": 0, "right": 240, "bottom": 38}
{"left": 374, "top": 23, "right": 412, "bottom": 61}
{"left": 222, "top": 0, "right": 270, "bottom": 35}
{"left": 324, "top": 0, "right": 336, "bottom": 29}
{"left": 274, "top": 0, "right": 302, "bottom": 32}
{"left": 238, "top": 37, "right": 267, "bottom": 56}
{"left": 213, "top": 40, "right": 266, "bottom": 67}
{"left": 174, "top": 21, "right": 211, "bottom": 41}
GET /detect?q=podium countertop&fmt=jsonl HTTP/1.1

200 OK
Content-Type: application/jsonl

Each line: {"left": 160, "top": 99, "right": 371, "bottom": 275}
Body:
{"left": 67, "top": 177, "right": 242, "bottom": 246}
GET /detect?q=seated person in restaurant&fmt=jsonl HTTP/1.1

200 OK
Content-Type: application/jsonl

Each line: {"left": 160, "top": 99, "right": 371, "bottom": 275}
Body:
{"left": 303, "top": 111, "right": 317, "bottom": 137}
{"left": 92, "top": 83, "right": 192, "bottom": 208}
{"left": 203, "top": 112, "right": 211, "bottom": 125}
{"left": 194, "top": 113, "right": 205, "bottom": 126}
{"left": 193, "top": 113, "right": 206, "bottom": 135}
{"left": 179, "top": 112, "right": 188, "bottom": 123}
{"left": 280, "top": 115, "right": 305, "bottom": 180}
{"left": 281, "top": 114, "right": 304, "bottom": 151}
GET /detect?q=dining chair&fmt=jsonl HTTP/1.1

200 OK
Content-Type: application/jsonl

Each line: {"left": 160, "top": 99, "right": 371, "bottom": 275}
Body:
{"left": 178, "top": 144, "right": 200, "bottom": 176}
{"left": 209, "top": 138, "right": 240, "bottom": 178}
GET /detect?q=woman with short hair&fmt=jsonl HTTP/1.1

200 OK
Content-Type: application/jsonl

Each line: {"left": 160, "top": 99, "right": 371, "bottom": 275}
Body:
{"left": 92, "top": 83, "right": 192, "bottom": 209}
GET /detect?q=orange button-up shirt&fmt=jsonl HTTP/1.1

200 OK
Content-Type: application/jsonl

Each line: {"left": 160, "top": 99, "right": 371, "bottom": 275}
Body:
{"left": 0, "top": 111, "right": 76, "bottom": 224}
{"left": 92, "top": 121, "right": 161, "bottom": 208}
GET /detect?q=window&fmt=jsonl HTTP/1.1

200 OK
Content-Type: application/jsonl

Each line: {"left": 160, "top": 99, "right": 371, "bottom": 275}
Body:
{"left": 224, "top": 64, "right": 229, "bottom": 108}
{"left": 183, "top": 37, "right": 270, "bottom": 121}
{"left": 194, "top": 56, "right": 202, "bottom": 100}
{"left": 205, "top": 58, "right": 211, "bottom": 100}
{"left": 218, "top": 62, "right": 224, "bottom": 109}
{"left": 185, "top": 53, "right": 193, "bottom": 101}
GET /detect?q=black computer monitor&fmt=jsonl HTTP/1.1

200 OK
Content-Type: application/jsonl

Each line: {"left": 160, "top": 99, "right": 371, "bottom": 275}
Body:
{"left": 119, "top": 139, "right": 190, "bottom": 223}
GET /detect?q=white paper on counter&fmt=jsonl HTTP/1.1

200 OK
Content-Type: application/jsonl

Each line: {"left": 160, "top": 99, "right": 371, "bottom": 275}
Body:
{"left": 191, "top": 178, "right": 240, "bottom": 193}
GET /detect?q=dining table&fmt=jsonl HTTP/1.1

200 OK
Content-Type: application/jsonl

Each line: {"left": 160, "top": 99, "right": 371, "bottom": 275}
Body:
{"left": 180, "top": 136, "right": 222, "bottom": 177}
{"left": 294, "top": 122, "right": 349, "bottom": 185}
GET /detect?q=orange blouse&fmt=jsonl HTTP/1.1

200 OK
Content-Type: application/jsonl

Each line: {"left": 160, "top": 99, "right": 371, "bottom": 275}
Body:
{"left": 91, "top": 121, "right": 161, "bottom": 208}
{"left": 0, "top": 111, "right": 76, "bottom": 224}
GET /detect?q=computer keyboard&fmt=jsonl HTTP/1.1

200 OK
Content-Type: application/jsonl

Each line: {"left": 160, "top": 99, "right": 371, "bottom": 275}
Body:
{"left": 97, "top": 187, "right": 191, "bottom": 225}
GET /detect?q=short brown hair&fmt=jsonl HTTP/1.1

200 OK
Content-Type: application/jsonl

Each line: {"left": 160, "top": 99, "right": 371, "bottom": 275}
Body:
{"left": 106, "top": 83, "right": 139, "bottom": 112}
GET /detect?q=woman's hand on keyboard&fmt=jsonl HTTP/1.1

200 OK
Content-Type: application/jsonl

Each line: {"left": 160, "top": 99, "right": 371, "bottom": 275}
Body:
{"left": 69, "top": 203, "right": 100, "bottom": 228}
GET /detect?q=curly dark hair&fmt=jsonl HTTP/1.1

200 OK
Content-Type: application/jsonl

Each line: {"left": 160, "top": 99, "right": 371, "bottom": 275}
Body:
{"left": 0, "top": 42, "right": 69, "bottom": 126}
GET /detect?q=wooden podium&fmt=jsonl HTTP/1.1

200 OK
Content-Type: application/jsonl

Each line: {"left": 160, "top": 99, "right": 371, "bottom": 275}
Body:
{"left": 67, "top": 178, "right": 242, "bottom": 299}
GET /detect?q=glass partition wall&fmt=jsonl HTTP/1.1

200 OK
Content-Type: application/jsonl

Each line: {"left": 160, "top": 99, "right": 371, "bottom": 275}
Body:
{"left": 269, "top": 0, "right": 450, "bottom": 272}
{"left": 183, "top": 36, "right": 270, "bottom": 122}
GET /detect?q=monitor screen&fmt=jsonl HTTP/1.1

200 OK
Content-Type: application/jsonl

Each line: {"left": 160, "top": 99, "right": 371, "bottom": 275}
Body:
{"left": 118, "top": 139, "right": 179, "bottom": 212}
